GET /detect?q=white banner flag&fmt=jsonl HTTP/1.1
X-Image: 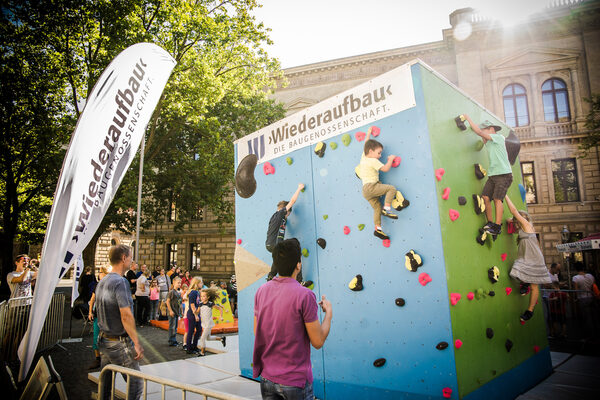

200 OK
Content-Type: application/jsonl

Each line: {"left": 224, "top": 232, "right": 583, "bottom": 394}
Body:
{"left": 71, "top": 255, "right": 84, "bottom": 307}
{"left": 18, "top": 43, "right": 176, "bottom": 380}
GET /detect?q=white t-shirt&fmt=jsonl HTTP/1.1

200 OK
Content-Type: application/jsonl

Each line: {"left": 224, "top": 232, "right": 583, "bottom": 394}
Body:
{"left": 135, "top": 274, "right": 150, "bottom": 297}
{"left": 7, "top": 270, "right": 34, "bottom": 299}
{"left": 573, "top": 273, "right": 595, "bottom": 299}
{"left": 358, "top": 154, "right": 384, "bottom": 185}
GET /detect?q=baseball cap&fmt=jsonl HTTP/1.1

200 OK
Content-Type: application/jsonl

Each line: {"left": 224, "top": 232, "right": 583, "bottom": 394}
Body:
{"left": 479, "top": 120, "right": 502, "bottom": 132}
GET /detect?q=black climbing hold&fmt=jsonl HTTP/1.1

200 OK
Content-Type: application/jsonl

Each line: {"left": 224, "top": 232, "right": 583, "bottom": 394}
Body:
{"left": 474, "top": 164, "right": 487, "bottom": 180}
{"left": 505, "top": 339, "right": 513, "bottom": 352}
{"left": 349, "top": 275, "right": 363, "bottom": 291}
{"left": 395, "top": 298, "right": 405, "bottom": 307}
{"left": 373, "top": 358, "right": 386, "bottom": 367}
{"left": 488, "top": 290, "right": 495, "bottom": 296}
{"left": 317, "top": 238, "right": 326, "bottom": 249}
{"left": 454, "top": 115, "right": 467, "bottom": 131}
{"left": 234, "top": 154, "right": 258, "bottom": 198}
{"left": 314, "top": 142, "right": 326, "bottom": 158}
{"left": 436, "top": 341, "right": 449, "bottom": 350}
{"left": 476, "top": 228, "right": 487, "bottom": 246}
{"left": 458, "top": 196, "right": 467, "bottom": 206}
{"left": 486, "top": 328, "right": 494, "bottom": 339}
{"left": 488, "top": 266, "right": 499, "bottom": 283}
{"left": 404, "top": 250, "right": 423, "bottom": 272}
{"left": 473, "top": 194, "right": 485, "bottom": 215}
{"left": 505, "top": 130, "right": 521, "bottom": 165}
{"left": 492, "top": 370, "right": 497, "bottom": 376}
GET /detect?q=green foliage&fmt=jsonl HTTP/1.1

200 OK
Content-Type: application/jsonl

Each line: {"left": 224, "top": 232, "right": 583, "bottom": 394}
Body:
{"left": 580, "top": 94, "right": 600, "bottom": 157}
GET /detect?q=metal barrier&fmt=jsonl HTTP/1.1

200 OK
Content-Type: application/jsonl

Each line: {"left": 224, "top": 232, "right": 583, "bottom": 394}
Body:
{"left": 0, "top": 293, "right": 65, "bottom": 361}
{"left": 541, "top": 289, "right": 600, "bottom": 341}
{"left": 98, "top": 364, "right": 247, "bottom": 400}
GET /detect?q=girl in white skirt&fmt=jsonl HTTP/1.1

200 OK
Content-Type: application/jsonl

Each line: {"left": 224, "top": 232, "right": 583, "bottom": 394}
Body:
{"left": 505, "top": 195, "right": 552, "bottom": 322}
{"left": 198, "top": 288, "right": 226, "bottom": 356}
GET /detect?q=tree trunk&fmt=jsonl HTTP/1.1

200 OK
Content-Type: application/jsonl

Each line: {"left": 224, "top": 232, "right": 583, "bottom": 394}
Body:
{"left": 0, "top": 233, "right": 15, "bottom": 301}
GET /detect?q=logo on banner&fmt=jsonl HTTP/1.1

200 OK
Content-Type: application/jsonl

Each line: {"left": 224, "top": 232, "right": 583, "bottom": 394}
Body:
{"left": 247, "top": 134, "right": 265, "bottom": 160}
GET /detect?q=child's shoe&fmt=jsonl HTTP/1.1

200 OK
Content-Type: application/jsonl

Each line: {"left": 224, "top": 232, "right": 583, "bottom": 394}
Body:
{"left": 519, "top": 283, "right": 531, "bottom": 296}
{"left": 520, "top": 310, "right": 534, "bottom": 322}
{"left": 381, "top": 208, "right": 398, "bottom": 219}
{"left": 374, "top": 229, "right": 389, "bottom": 240}
{"left": 221, "top": 336, "right": 227, "bottom": 347}
{"left": 484, "top": 222, "right": 501, "bottom": 235}
{"left": 392, "top": 191, "right": 410, "bottom": 211}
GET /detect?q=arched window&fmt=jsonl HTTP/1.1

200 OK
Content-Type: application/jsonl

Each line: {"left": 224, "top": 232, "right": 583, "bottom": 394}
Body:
{"left": 542, "top": 78, "right": 570, "bottom": 122}
{"left": 502, "top": 84, "right": 529, "bottom": 127}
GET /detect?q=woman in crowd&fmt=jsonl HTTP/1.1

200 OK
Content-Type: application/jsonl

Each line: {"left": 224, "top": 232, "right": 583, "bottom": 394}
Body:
{"left": 87, "top": 265, "right": 109, "bottom": 369}
{"left": 135, "top": 267, "right": 151, "bottom": 326}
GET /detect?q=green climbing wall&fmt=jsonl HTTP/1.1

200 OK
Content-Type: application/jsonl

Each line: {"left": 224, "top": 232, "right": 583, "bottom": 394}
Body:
{"left": 421, "top": 67, "right": 550, "bottom": 397}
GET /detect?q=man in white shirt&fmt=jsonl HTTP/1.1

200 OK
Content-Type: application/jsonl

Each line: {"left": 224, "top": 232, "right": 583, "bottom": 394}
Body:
{"left": 7, "top": 254, "right": 37, "bottom": 299}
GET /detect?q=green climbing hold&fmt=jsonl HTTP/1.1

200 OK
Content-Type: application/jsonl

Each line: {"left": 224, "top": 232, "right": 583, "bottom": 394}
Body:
{"left": 286, "top": 157, "right": 293, "bottom": 165}
{"left": 358, "top": 224, "right": 365, "bottom": 231}
{"left": 341, "top": 133, "right": 351, "bottom": 146}
{"left": 475, "top": 288, "right": 485, "bottom": 300}
{"left": 301, "top": 187, "right": 305, "bottom": 192}
{"left": 330, "top": 142, "right": 338, "bottom": 150}
{"left": 302, "top": 248, "right": 309, "bottom": 258}
{"left": 323, "top": 215, "right": 328, "bottom": 220}
{"left": 475, "top": 140, "right": 484, "bottom": 151}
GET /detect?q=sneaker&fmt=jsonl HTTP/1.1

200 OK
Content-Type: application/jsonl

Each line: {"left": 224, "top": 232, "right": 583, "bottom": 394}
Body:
{"left": 484, "top": 223, "right": 501, "bottom": 235}
{"left": 374, "top": 229, "right": 389, "bottom": 240}
{"left": 482, "top": 221, "right": 493, "bottom": 230}
{"left": 169, "top": 342, "right": 179, "bottom": 347}
{"left": 519, "top": 283, "right": 530, "bottom": 296}
{"left": 520, "top": 310, "right": 534, "bottom": 322}
{"left": 381, "top": 208, "right": 398, "bottom": 219}
{"left": 182, "top": 344, "right": 188, "bottom": 351}
{"left": 221, "top": 336, "right": 227, "bottom": 347}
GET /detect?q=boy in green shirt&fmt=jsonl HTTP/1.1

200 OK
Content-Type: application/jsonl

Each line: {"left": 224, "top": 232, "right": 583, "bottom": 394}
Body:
{"left": 463, "top": 115, "right": 513, "bottom": 235}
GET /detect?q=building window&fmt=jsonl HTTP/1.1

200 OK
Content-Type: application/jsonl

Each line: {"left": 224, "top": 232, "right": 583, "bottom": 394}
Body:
{"left": 190, "top": 243, "right": 201, "bottom": 270}
{"left": 191, "top": 207, "right": 204, "bottom": 221}
{"left": 166, "top": 243, "right": 178, "bottom": 268}
{"left": 551, "top": 158, "right": 580, "bottom": 202}
{"left": 520, "top": 162, "right": 537, "bottom": 204}
{"left": 168, "top": 200, "right": 177, "bottom": 222}
{"left": 542, "top": 78, "right": 571, "bottom": 123}
{"left": 503, "top": 84, "right": 529, "bottom": 127}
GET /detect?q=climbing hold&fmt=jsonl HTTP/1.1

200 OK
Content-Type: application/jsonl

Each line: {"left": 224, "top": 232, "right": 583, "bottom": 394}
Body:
{"left": 454, "top": 339, "right": 463, "bottom": 349}
{"left": 354, "top": 166, "right": 361, "bottom": 180}
{"left": 458, "top": 196, "right": 467, "bottom": 205}
{"left": 341, "top": 133, "right": 351, "bottom": 146}
{"left": 533, "top": 345, "right": 540, "bottom": 353}
{"left": 355, "top": 131, "right": 366, "bottom": 141}
{"left": 263, "top": 162, "right": 275, "bottom": 175}
{"left": 221, "top": 297, "right": 227, "bottom": 304}
{"left": 505, "top": 287, "right": 512, "bottom": 295}
{"left": 330, "top": 142, "right": 338, "bottom": 150}
{"left": 392, "top": 190, "right": 410, "bottom": 211}
{"left": 343, "top": 226, "right": 350, "bottom": 235}
{"left": 314, "top": 142, "right": 326, "bottom": 158}
{"left": 358, "top": 224, "right": 365, "bottom": 231}
{"left": 476, "top": 288, "right": 485, "bottom": 299}
{"left": 449, "top": 209, "right": 460, "bottom": 221}
{"left": 391, "top": 156, "right": 402, "bottom": 168}
{"left": 418, "top": 272, "right": 432, "bottom": 286}
{"left": 454, "top": 114, "right": 467, "bottom": 131}
{"left": 236, "top": 239, "right": 242, "bottom": 245}
{"left": 486, "top": 328, "right": 494, "bottom": 339}
{"left": 382, "top": 239, "right": 391, "bottom": 248}
{"left": 368, "top": 126, "right": 381, "bottom": 137}
{"left": 304, "top": 281, "right": 315, "bottom": 290}
{"left": 475, "top": 140, "right": 485, "bottom": 151}
{"left": 436, "top": 341, "right": 449, "bottom": 350}
{"left": 476, "top": 229, "right": 488, "bottom": 245}
{"left": 520, "top": 320, "right": 526, "bottom": 326}
{"left": 234, "top": 154, "right": 258, "bottom": 198}
{"left": 467, "top": 292, "right": 474, "bottom": 300}
{"left": 373, "top": 358, "right": 386, "bottom": 367}
{"left": 488, "top": 290, "right": 495, "bottom": 296}
{"left": 450, "top": 293, "right": 461, "bottom": 306}
{"left": 507, "top": 220, "right": 516, "bottom": 234}
{"left": 317, "top": 238, "right": 326, "bottom": 249}
{"left": 301, "top": 186, "right": 306, "bottom": 192}
{"left": 286, "top": 157, "right": 293, "bottom": 165}
{"left": 323, "top": 215, "right": 328, "bottom": 220}
{"left": 474, "top": 163, "right": 487, "bottom": 180}
{"left": 404, "top": 250, "right": 423, "bottom": 272}
{"left": 348, "top": 275, "right": 363, "bottom": 291}
{"left": 505, "top": 339, "right": 513, "bottom": 352}
{"left": 501, "top": 253, "right": 507, "bottom": 261}
{"left": 472, "top": 194, "right": 485, "bottom": 214}
{"left": 302, "top": 248, "right": 309, "bottom": 258}
{"left": 435, "top": 168, "right": 445, "bottom": 181}
{"left": 442, "top": 187, "right": 450, "bottom": 200}
{"left": 395, "top": 298, "right": 406, "bottom": 307}
{"left": 488, "top": 266, "right": 500, "bottom": 283}
{"left": 519, "top": 183, "right": 526, "bottom": 203}
{"left": 442, "top": 387, "right": 452, "bottom": 399}
{"left": 505, "top": 130, "right": 521, "bottom": 165}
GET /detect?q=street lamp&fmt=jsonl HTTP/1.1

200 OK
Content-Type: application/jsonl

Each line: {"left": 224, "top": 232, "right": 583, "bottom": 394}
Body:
{"left": 561, "top": 225, "right": 571, "bottom": 289}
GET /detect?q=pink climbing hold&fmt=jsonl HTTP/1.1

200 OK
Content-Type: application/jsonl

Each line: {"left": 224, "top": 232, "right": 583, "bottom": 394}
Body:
{"left": 442, "top": 387, "right": 452, "bottom": 399}
{"left": 382, "top": 239, "right": 391, "bottom": 248}
{"left": 454, "top": 339, "right": 463, "bottom": 349}
{"left": 505, "top": 287, "right": 512, "bottom": 295}
{"left": 236, "top": 239, "right": 242, "bottom": 245}
{"left": 263, "top": 162, "right": 275, "bottom": 175}
{"left": 392, "top": 156, "right": 402, "bottom": 168}
{"left": 343, "top": 226, "right": 351, "bottom": 235}
{"left": 467, "top": 292, "right": 474, "bottom": 300}
{"left": 449, "top": 209, "right": 460, "bottom": 221}
{"left": 355, "top": 131, "right": 366, "bottom": 141}
{"left": 520, "top": 320, "right": 526, "bottom": 325}
{"left": 418, "top": 272, "right": 432, "bottom": 286}
{"left": 533, "top": 345, "right": 540, "bottom": 353}
{"left": 435, "top": 168, "right": 445, "bottom": 181}
{"left": 501, "top": 253, "right": 507, "bottom": 261}
{"left": 450, "top": 293, "right": 461, "bottom": 305}
{"left": 442, "top": 187, "right": 450, "bottom": 200}
{"left": 369, "top": 126, "right": 381, "bottom": 137}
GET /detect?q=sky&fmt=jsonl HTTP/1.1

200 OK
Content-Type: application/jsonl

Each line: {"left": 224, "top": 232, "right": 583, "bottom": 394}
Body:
{"left": 252, "top": 0, "right": 555, "bottom": 69}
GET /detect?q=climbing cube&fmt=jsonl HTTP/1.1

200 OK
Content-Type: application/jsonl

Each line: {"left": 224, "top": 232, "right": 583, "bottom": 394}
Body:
{"left": 233, "top": 61, "right": 551, "bottom": 400}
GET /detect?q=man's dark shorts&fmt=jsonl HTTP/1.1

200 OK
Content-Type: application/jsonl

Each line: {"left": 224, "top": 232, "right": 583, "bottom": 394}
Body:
{"left": 482, "top": 173, "right": 513, "bottom": 201}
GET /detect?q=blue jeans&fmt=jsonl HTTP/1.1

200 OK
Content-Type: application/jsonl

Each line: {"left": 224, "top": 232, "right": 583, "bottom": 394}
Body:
{"left": 168, "top": 315, "right": 179, "bottom": 344}
{"left": 98, "top": 336, "right": 142, "bottom": 400}
{"left": 260, "top": 377, "right": 313, "bottom": 400}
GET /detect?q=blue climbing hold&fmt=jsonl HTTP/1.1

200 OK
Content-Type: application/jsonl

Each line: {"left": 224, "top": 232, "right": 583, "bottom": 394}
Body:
{"left": 519, "top": 183, "right": 526, "bottom": 203}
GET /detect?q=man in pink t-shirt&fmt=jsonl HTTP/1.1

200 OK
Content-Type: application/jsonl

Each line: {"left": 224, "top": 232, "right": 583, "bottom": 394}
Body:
{"left": 253, "top": 238, "right": 332, "bottom": 399}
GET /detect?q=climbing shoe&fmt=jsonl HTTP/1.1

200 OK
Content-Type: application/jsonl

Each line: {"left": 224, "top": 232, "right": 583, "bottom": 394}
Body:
{"left": 519, "top": 283, "right": 531, "bottom": 296}
{"left": 520, "top": 310, "right": 534, "bottom": 322}
{"left": 374, "top": 229, "right": 389, "bottom": 240}
{"left": 381, "top": 208, "right": 398, "bottom": 219}
{"left": 392, "top": 191, "right": 410, "bottom": 211}
{"left": 484, "top": 222, "right": 501, "bottom": 235}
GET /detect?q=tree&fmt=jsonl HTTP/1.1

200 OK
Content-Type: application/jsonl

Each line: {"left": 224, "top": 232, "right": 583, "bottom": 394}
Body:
{"left": 579, "top": 94, "right": 600, "bottom": 157}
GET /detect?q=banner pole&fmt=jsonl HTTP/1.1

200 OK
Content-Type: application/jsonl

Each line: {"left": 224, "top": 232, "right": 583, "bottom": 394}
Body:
{"left": 135, "top": 135, "right": 145, "bottom": 262}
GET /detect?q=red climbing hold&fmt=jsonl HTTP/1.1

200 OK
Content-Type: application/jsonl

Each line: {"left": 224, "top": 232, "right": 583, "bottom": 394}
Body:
{"left": 450, "top": 293, "right": 461, "bottom": 305}
{"left": 392, "top": 156, "right": 401, "bottom": 168}
{"left": 533, "top": 345, "right": 540, "bottom": 353}
{"left": 454, "top": 339, "right": 463, "bottom": 349}
{"left": 507, "top": 220, "right": 516, "bottom": 234}
{"left": 355, "top": 131, "right": 366, "bottom": 141}
{"left": 236, "top": 239, "right": 242, "bottom": 245}
{"left": 449, "top": 209, "right": 459, "bottom": 221}
{"left": 501, "top": 253, "right": 507, "bottom": 261}
{"left": 382, "top": 239, "right": 391, "bottom": 248}
{"left": 435, "top": 168, "right": 445, "bottom": 181}
{"left": 263, "top": 162, "right": 275, "bottom": 175}
{"left": 505, "top": 287, "right": 512, "bottom": 295}
{"left": 442, "top": 187, "right": 450, "bottom": 200}
{"left": 442, "top": 387, "right": 452, "bottom": 399}
{"left": 343, "top": 226, "right": 351, "bottom": 235}
{"left": 419, "top": 272, "right": 432, "bottom": 286}
{"left": 467, "top": 292, "right": 474, "bottom": 300}
{"left": 369, "top": 126, "right": 381, "bottom": 137}
{"left": 520, "top": 320, "right": 526, "bottom": 325}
